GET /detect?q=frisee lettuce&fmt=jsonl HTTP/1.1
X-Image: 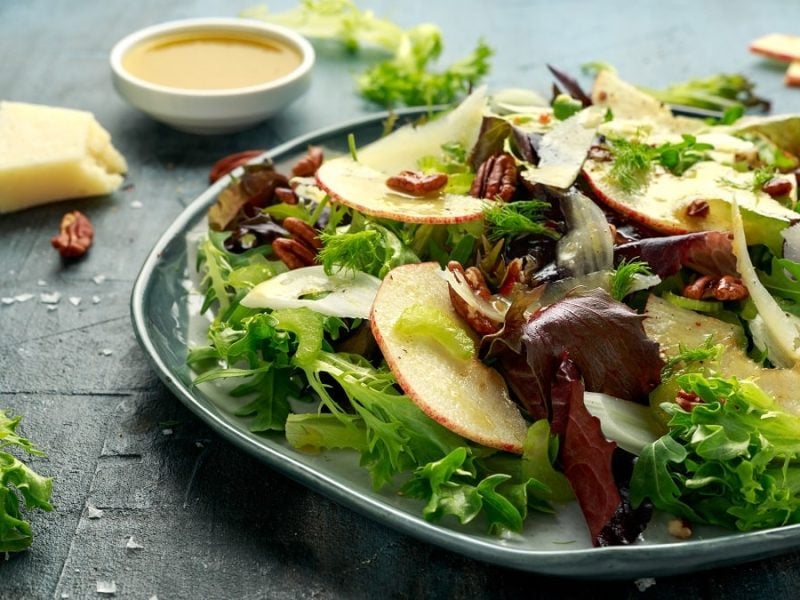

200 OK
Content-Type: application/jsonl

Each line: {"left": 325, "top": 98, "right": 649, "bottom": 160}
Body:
{"left": 0, "top": 410, "right": 53, "bottom": 553}
{"left": 631, "top": 374, "right": 800, "bottom": 531}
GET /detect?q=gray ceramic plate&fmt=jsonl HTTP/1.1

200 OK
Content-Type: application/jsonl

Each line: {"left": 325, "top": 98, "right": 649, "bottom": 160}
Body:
{"left": 131, "top": 109, "right": 800, "bottom": 580}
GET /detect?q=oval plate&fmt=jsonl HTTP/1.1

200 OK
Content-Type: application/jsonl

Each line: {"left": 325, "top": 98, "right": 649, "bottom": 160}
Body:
{"left": 131, "top": 109, "right": 800, "bottom": 580}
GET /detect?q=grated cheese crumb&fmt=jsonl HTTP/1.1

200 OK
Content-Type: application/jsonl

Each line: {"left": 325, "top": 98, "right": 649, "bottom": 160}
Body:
{"left": 92, "top": 274, "right": 106, "bottom": 285}
{"left": 96, "top": 580, "right": 117, "bottom": 595}
{"left": 634, "top": 577, "right": 656, "bottom": 592}
{"left": 14, "top": 293, "right": 34, "bottom": 302}
{"left": 126, "top": 536, "right": 144, "bottom": 551}
{"left": 92, "top": 295, "right": 101, "bottom": 304}
{"left": 40, "top": 292, "right": 61, "bottom": 304}
{"left": 69, "top": 296, "right": 81, "bottom": 306}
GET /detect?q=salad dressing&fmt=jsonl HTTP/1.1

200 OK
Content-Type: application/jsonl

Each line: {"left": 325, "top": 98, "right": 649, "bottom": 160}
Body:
{"left": 123, "top": 31, "right": 302, "bottom": 90}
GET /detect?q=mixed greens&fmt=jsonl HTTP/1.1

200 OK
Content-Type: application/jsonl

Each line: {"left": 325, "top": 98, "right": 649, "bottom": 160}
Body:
{"left": 190, "top": 68, "right": 800, "bottom": 547}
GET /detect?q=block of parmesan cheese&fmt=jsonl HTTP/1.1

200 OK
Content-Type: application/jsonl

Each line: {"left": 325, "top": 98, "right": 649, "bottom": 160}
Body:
{"left": 0, "top": 101, "right": 127, "bottom": 213}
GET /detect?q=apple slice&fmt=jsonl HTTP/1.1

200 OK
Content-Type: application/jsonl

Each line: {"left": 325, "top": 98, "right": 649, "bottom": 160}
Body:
{"left": 749, "top": 33, "right": 800, "bottom": 62}
{"left": 315, "top": 86, "right": 488, "bottom": 224}
{"left": 786, "top": 61, "right": 800, "bottom": 87}
{"left": 370, "top": 262, "right": 528, "bottom": 453}
{"left": 644, "top": 295, "right": 800, "bottom": 415}
{"left": 582, "top": 159, "right": 798, "bottom": 234}
{"left": 316, "top": 157, "right": 487, "bottom": 223}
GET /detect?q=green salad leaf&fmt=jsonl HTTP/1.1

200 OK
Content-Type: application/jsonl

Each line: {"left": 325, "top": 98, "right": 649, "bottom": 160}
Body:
{"left": 631, "top": 374, "right": 800, "bottom": 531}
{"left": 0, "top": 410, "right": 53, "bottom": 553}
{"left": 244, "top": 0, "right": 492, "bottom": 107}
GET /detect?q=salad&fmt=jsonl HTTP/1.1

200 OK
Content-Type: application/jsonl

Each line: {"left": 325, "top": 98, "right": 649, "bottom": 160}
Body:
{"left": 188, "top": 68, "right": 800, "bottom": 547}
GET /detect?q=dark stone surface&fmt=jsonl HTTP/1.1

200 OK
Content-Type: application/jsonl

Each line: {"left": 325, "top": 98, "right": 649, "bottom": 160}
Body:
{"left": 2, "top": 1, "right": 800, "bottom": 598}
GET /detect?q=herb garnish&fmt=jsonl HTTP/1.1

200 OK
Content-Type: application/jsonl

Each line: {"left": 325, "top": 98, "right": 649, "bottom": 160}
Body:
{"left": 482, "top": 200, "right": 560, "bottom": 241}
{"left": 609, "top": 259, "right": 653, "bottom": 301}
{"left": 609, "top": 134, "right": 714, "bottom": 192}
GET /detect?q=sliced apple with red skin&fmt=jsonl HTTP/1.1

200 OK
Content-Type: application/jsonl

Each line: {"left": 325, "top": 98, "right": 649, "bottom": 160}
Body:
{"left": 315, "top": 87, "right": 488, "bottom": 224}
{"left": 750, "top": 33, "right": 800, "bottom": 62}
{"left": 370, "top": 262, "right": 528, "bottom": 453}
{"left": 786, "top": 61, "right": 800, "bottom": 87}
{"left": 582, "top": 159, "right": 798, "bottom": 235}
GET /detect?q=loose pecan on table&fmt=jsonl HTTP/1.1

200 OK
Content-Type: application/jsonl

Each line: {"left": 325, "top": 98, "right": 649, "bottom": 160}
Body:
{"left": 208, "top": 150, "right": 266, "bottom": 183}
{"left": 51, "top": 211, "right": 94, "bottom": 258}
{"left": 272, "top": 217, "right": 322, "bottom": 270}
{"left": 291, "top": 146, "right": 324, "bottom": 177}
{"left": 386, "top": 170, "right": 448, "bottom": 196}
{"left": 446, "top": 261, "right": 501, "bottom": 335}
{"left": 469, "top": 152, "right": 518, "bottom": 201}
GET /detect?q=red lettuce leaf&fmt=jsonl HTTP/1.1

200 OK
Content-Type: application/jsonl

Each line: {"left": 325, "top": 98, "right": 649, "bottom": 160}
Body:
{"left": 552, "top": 355, "right": 651, "bottom": 546}
{"left": 467, "top": 116, "right": 512, "bottom": 171}
{"left": 615, "top": 231, "right": 737, "bottom": 278}
{"left": 551, "top": 356, "right": 619, "bottom": 543}
{"left": 496, "top": 288, "right": 662, "bottom": 415}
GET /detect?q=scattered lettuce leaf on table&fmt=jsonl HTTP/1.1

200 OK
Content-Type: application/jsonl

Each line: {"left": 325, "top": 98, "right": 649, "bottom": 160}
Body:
{"left": 0, "top": 410, "right": 53, "bottom": 553}
{"left": 243, "top": 0, "right": 492, "bottom": 107}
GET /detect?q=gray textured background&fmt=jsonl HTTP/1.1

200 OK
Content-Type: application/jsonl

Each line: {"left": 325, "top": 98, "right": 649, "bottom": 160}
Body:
{"left": 2, "top": 0, "right": 800, "bottom": 598}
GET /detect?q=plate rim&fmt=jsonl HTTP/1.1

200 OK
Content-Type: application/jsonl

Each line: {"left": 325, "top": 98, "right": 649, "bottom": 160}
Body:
{"left": 130, "top": 108, "right": 800, "bottom": 580}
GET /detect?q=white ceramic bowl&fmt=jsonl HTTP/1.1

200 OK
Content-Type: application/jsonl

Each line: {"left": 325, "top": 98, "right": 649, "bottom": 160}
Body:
{"left": 110, "top": 18, "right": 315, "bottom": 134}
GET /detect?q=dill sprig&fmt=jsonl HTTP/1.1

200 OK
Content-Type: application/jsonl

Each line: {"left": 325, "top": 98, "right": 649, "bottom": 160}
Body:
{"left": 608, "top": 134, "right": 714, "bottom": 193}
{"left": 318, "top": 230, "right": 384, "bottom": 276}
{"left": 661, "top": 338, "right": 724, "bottom": 379}
{"left": 608, "top": 138, "right": 654, "bottom": 193}
{"left": 609, "top": 258, "right": 653, "bottom": 301}
{"left": 482, "top": 200, "right": 560, "bottom": 241}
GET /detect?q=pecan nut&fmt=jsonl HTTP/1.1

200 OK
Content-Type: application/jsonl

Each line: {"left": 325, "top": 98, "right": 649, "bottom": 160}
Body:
{"left": 667, "top": 517, "right": 693, "bottom": 540}
{"left": 683, "top": 274, "right": 748, "bottom": 302}
{"left": 208, "top": 149, "right": 266, "bottom": 183}
{"left": 291, "top": 146, "right": 324, "bottom": 177}
{"left": 272, "top": 237, "right": 317, "bottom": 270}
{"left": 469, "top": 152, "right": 517, "bottom": 201}
{"left": 282, "top": 217, "right": 322, "bottom": 251}
{"left": 51, "top": 211, "right": 94, "bottom": 258}
{"left": 446, "top": 261, "right": 501, "bottom": 335}
{"left": 274, "top": 186, "right": 298, "bottom": 205}
{"left": 762, "top": 177, "right": 793, "bottom": 198}
{"left": 685, "top": 199, "right": 709, "bottom": 218}
{"left": 386, "top": 170, "right": 448, "bottom": 196}
{"left": 713, "top": 275, "right": 749, "bottom": 301}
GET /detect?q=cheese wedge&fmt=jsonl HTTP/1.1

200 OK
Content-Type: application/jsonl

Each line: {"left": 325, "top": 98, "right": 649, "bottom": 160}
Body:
{"left": 0, "top": 102, "right": 127, "bottom": 213}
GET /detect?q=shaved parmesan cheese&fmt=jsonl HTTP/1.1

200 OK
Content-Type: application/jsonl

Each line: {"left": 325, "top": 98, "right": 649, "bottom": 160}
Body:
{"left": 730, "top": 198, "right": 800, "bottom": 367}
{"left": 241, "top": 265, "right": 381, "bottom": 318}
{"left": 523, "top": 106, "right": 605, "bottom": 189}
{"left": 784, "top": 223, "right": 800, "bottom": 262}
{"left": 441, "top": 266, "right": 507, "bottom": 323}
